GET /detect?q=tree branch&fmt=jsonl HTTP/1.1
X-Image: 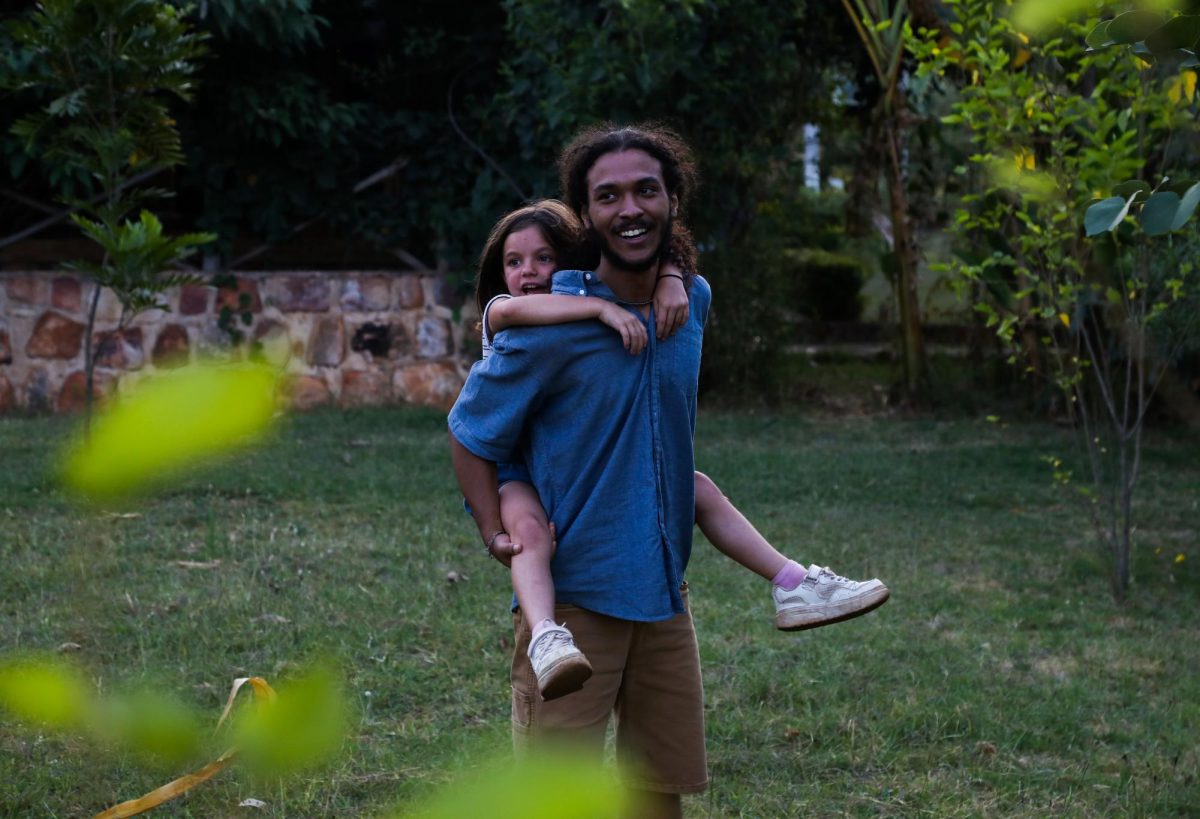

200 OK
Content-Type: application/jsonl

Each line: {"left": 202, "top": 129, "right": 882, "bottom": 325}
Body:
{"left": 446, "top": 63, "right": 528, "bottom": 202}
{"left": 0, "top": 167, "right": 166, "bottom": 251}
{"left": 227, "top": 159, "right": 409, "bottom": 269}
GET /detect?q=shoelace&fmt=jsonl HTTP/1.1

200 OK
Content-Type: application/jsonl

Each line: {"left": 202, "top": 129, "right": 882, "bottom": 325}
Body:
{"left": 816, "top": 567, "right": 853, "bottom": 585}
{"left": 535, "top": 628, "right": 574, "bottom": 653}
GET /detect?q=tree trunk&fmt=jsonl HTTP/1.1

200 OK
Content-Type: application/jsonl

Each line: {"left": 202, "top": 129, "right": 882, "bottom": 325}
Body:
{"left": 883, "top": 116, "right": 928, "bottom": 402}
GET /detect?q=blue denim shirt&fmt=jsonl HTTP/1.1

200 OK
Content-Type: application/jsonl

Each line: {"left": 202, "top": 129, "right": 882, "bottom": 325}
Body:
{"left": 449, "top": 269, "right": 711, "bottom": 622}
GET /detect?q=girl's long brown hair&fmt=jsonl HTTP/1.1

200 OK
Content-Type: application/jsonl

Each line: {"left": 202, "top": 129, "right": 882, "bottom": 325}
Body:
{"left": 474, "top": 199, "right": 586, "bottom": 315}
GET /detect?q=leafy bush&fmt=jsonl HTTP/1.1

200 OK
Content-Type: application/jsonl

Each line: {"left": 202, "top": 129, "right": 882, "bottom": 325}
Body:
{"left": 701, "top": 188, "right": 860, "bottom": 399}
{"left": 789, "top": 248, "right": 866, "bottom": 323}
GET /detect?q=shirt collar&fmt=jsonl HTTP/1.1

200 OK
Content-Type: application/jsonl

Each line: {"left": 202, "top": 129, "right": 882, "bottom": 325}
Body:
{"left": 551, "top": 269, "right": 616, "bottom": 301}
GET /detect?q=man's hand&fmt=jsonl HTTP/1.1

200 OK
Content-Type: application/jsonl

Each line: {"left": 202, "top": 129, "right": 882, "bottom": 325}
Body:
{"left": 487, "top": 531, "right": 522, "bottom": 568}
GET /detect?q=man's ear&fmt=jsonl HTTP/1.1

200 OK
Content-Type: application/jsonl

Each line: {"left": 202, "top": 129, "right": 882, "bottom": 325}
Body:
{"left": 580, "top": 209, "right": 592, "bottom": 229}
{"left": 669, "top": 194, "right": 679, "bottom": 218}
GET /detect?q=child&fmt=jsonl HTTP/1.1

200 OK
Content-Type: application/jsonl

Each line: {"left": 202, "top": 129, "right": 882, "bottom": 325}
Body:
{"left": 472, "top": 200, "right": 889, "bottom": 701}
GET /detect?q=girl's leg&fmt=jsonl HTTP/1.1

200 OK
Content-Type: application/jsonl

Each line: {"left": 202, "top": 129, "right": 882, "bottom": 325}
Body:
{"left": 500, "top": 481, "right": 557, "bottom": 630}
{"left": 502, "top": 480, "right": 592, "bottom": 700}
{"left": 695, "top": 471, "right": 890, "bottom": 630}
{"left": 694, "top": 470, "right": 792, "bottom": 581}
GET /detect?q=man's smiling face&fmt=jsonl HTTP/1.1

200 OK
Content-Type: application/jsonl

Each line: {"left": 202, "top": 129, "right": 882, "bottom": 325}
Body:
{"left": 582, "top": 148, "right": 677, "bottom": 275}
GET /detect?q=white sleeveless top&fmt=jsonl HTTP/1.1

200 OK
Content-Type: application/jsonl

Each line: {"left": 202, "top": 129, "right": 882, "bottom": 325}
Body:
{"left": 481, "top": 293, "right": 513, "bottom": 360}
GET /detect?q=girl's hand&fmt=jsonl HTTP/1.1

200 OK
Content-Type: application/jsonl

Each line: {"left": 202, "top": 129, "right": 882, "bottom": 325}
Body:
{"left": 598, "top": 302, "right": 648, "bottom": 355}
{"left": 654, "top": 263, "right": 689, "bottom": 340}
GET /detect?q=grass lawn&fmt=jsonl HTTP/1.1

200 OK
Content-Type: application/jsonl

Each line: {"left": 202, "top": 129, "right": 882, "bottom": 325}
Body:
{"left": 1, "top": 406, "right": 1197, "bottom": 817}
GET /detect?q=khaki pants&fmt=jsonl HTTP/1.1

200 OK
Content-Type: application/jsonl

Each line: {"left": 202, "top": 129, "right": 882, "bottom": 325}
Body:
{"left": 510, "top": 585, "right": 708, "bottom": 794}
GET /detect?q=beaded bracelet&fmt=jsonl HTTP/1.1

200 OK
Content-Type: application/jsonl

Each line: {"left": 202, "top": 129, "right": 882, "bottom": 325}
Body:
{"left": 485, "top": 529, "right": 507, "bottom": 557}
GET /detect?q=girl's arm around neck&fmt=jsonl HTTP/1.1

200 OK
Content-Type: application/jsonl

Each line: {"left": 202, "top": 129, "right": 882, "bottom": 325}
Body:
{"left": 487, "top": 294, "right": 607, "bottom": 332}
{"left": 488, "top": 294, "right": 647, "bottom": 354}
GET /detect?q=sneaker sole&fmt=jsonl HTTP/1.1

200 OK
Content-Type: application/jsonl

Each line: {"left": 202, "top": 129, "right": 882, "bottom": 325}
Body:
{"left": 539, "top": 654, "right": 593, "bottom": 701}
{"left": 774, "top": 585, "right": 891, "bottom": 631}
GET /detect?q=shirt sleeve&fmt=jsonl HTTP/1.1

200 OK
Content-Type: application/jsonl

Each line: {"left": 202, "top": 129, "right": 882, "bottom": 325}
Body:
{"left": 448, "top": 325, "right": 567, "bottom": 463}
{"left": 691, "top": 274, "right": 712, "bottom": 328}
{"left": 481, "top": 293, "right": 513, "bottom": 343}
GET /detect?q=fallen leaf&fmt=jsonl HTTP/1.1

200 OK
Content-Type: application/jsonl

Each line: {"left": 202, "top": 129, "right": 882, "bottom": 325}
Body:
{"left": 976, "top": 740, "right": 998, "bottom": 756}
{"left": 445, "top": 570, "right": 467, "bottom": 584}
{"left": 253, "top": 614, "right": 290, "bottom": 625}
{"left": 239, "top": 798, "right": 268, "bottom": 809}
{"left": 55, "top": 642, "right": 82, "bottom": 653}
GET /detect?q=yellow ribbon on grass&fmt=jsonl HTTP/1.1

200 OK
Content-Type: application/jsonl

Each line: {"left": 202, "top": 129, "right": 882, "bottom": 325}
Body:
{"left": 94, "top": 677, "right": 277, "bottom": 819}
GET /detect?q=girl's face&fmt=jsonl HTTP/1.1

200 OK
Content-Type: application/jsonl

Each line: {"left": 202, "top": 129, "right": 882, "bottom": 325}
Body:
{"left": 502, "top": 226, "right": 557, "bottom": 297}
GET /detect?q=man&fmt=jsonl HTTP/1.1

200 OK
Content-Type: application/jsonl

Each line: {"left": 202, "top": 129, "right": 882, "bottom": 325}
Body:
{"left": 449, "top": 123, "right": 708, "bottom": 819}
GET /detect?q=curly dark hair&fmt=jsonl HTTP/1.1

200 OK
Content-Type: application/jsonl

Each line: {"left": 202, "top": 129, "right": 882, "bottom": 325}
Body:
{"left": 474, "top": 199, "right": 586, "bottom": 315}
{"left": 558, "top": 122, "right": 700, "bottom": 278}
{"left": 558, "top": 121, "right": 699, "bottom": 219}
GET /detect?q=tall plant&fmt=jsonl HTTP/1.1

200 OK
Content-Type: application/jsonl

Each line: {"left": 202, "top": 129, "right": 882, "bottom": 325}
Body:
{"left": 2, "top": 0, "right": 214, "bottom": 428}
{"left": 911, "top": 0, "right": 1200, "bottom": 599}
{"left": 840, "top": 0, "right": 930, "bottom": 402}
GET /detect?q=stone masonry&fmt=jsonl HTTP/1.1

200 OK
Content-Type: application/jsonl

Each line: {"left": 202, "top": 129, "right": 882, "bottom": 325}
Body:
{"left": 0, "top": 271, "right": 478, "bottom": 414}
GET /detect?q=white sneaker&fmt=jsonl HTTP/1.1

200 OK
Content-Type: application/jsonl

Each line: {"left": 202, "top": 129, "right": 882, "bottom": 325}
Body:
{"left": 773, "top": 564, "right": 890, "bottom": 631}
{"left": 528, "top": 624, "right": 592, "bottom": 701}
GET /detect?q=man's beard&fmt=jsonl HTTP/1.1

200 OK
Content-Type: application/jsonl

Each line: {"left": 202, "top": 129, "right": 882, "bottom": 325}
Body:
{"left": 587, "top": 214, "right": 673, "bottom": 274}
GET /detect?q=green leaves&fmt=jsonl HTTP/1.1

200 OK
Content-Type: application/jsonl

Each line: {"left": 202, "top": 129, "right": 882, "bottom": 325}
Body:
{"left": 1145, "top": 13, "right": 1200, "bottom": 53}
{"left": 1112, "top": 180, "right": 1150, "bottom": 200}
{"left": 233, "top": 665, "right": 347, "bottom": 777}
{"left": 1139, "top": 183, "right": 1200, "bottom": 234}
{"left": 0, "top": 656, "right": 90, "bottom": 730}
{"left": 1012, "top": 0, "right": 1110, "bottom": 34}
{"left": 1087, "top": 9, "right": 1200, "bottom": 67}
{"left": 1106, "top": 10, "right": 1166, "bottom": 46}
{"left": 409, "top": 751, "right": 629, "bottom": 819}
{"left": 62, "top": 361, "right": 279, "bottom": 501}
{"left": 65, "top": 209, "right": 213, "bottom": 316}
{"left": 1085, "top": 180, "right": 1200, "bottom": 236}
{"left": 1085, "top": 195, "right": 1134, "bottom": 236}
{"left": 1139, "top": 191, "right": 1183, "bottom": 234}
{"left": 2, "top": 0, "right": 208, "bottom": 187}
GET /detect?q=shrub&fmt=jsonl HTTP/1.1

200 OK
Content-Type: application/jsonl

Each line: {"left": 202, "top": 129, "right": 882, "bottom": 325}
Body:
{"left": 789, "top": 248, "right": 866, "bottom": 323}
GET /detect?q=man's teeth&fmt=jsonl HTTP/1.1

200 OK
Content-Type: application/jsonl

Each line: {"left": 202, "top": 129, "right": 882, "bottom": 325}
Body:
{"left": 619, "top": 228, "right": 648, "bottom": 239}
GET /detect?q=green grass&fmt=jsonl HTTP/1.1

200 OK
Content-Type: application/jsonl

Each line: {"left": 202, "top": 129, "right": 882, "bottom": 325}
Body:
{"left": 1, "top": 408, "right": 1198, "bottom": 817}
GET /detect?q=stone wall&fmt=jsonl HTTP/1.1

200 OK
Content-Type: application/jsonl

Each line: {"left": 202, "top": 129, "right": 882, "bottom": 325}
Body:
{"left": 0, "top": 271, "right": 480, "bottom": 415}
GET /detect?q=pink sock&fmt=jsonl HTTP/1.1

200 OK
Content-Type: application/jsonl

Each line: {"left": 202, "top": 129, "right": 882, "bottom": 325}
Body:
{"left": 772, "top": 560, "right": 808, "bottom": 591}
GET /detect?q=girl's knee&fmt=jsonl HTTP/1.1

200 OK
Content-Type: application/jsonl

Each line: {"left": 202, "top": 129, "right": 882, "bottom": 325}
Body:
{"left": 510, "top": 514, "right": 552, "bottom": 553}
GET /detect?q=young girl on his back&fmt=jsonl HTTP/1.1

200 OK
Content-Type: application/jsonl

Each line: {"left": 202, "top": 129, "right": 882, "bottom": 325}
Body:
{"left": 471, "top": 199, "right": 889, "bottom": 701}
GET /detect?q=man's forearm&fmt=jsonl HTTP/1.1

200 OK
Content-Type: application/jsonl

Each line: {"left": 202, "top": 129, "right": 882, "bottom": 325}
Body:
{"left": 449, "top": 432, "right": 503, "bottom": 543}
